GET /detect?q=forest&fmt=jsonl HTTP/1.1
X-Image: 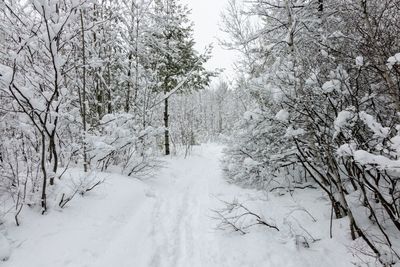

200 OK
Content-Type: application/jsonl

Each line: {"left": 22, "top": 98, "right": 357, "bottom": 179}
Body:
{"left": 1, "top": 0, "right": 400, "bottom": 266}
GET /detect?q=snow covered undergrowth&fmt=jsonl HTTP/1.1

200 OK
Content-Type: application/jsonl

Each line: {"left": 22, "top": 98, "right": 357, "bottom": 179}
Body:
{"left": 1, "top": 144, "right": 356, "bottom": 267}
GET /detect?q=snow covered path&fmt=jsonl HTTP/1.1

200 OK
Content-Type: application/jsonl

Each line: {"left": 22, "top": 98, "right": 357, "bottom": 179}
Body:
{"left": 95, "top": 144, "right": 229, "bottom": 267}
{"left": 3, "top": 144, "right": 354, "bottom": 267}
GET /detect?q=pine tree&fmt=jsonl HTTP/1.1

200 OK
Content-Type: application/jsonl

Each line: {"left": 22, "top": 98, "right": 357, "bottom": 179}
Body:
{"left": 147, "top": 0, "right": 214, "bottom": 155}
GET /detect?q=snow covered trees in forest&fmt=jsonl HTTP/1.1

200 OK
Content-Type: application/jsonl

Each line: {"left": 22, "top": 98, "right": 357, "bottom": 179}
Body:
{"left": 146, "top": 0, "right": 215, "bottom": 155}
{"left": 0, "top": 0, "right": 212, "bottom": 224}
{"left": 221, "top": 0, "right": 400, "bottom": 265}
{"left": 3, "top": 0, "right": 400, "bottom": 265}
{"left": 1, "top": 0, "right": 90, "bottom": 215}
{"left": 169, "top": 79, "right": 247, "bottom": 156}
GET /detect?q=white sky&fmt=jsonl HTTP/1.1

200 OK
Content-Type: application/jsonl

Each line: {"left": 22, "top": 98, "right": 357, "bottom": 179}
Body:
{"left": 181, "top": 0, "right": 238, "bottom": 80}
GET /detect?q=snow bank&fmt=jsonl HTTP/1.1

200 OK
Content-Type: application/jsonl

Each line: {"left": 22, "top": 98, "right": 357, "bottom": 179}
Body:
{"left": 2, "top": 170, "right": 150, "bottom": 267}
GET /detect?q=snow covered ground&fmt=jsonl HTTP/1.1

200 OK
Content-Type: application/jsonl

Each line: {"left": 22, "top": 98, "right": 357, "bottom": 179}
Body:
{"left": 1, "top": 144, "right": 357, "bottom": 267}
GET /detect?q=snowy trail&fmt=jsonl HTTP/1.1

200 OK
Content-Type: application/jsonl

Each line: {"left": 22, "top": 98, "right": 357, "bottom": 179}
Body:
{"left": 96, "top": 144, "right": 227, "bottom": 267}
{"left": 3, "top": 144, "right": 353, "bottom": 267}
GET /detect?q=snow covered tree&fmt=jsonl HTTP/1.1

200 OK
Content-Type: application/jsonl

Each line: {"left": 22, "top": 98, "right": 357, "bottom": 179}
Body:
{"left": 146, "top": 0, "right": 214, "bottom": 155}
{"left": 0, "top": 0, "right": 187, "bottom": 221}
{"left": 221, "top": 0, "right": 400, "bottom": 264}
{"left": 0, "top": 0, "right": 90, "bottom": 213}
{"left": 167, "top": 79, "right": 245, "bottom": 156}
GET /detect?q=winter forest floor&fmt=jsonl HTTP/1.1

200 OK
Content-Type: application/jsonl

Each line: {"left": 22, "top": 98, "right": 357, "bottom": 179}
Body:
{"left": 2, "top": 144, "right": 358, "bottom": 267}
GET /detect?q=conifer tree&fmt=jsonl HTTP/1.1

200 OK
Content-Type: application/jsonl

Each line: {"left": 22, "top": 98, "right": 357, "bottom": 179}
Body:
{"left": 148, "top": 0, "right": 214, "bottom": 155}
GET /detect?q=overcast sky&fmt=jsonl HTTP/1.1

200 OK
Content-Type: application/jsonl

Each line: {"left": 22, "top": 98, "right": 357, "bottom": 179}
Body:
{"left": 181, "top": 0, "right": 237, "bottom": 79}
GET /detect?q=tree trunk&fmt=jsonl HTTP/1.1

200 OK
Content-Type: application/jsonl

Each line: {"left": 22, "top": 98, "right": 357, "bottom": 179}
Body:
{"left": 80, "top": 9, "right": 88, "bottom": 173}
{"left": 40, "top": 132, "right": 47, "bottom": 214}
{"left": 164, "top": 96, "right": 170, "bottom": 155}
{"left": 318, "top": 0, "right": 323, "bottom": 14}
{"left": 49, "top": 133, "right": 58, "bottom": 184}
{"left": 126, "top": 52, "right": 132, "bottom": 113}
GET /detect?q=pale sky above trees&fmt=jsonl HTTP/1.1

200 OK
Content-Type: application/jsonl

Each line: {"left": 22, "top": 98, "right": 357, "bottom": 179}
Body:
{"left": 182, "top": 0, "right": 238, "bottom": 78}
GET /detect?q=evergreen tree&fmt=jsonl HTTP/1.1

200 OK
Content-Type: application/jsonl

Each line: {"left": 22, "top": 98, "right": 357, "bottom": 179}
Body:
{"left": 147, "top": 0, "right": 214, "bottom": 155}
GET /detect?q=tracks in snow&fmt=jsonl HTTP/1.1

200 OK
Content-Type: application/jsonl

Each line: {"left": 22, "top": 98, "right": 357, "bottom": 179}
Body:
{"left": 96, "top": 144, "right": 226, "bottom": 267}
{"left": 148, "top": 156, "right": 216, "bottom": 267}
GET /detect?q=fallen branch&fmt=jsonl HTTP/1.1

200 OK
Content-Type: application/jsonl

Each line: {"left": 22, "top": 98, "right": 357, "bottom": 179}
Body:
{"left": 83, "top": 179, "right": 103, "bottom": 194}
{"left": 59, "top": 177, "right": 105, "bottom": 208}
{"left": 270, "top": 184, "right": 317, "bottom": 192}
{"left": 211, "top": 198, "right": 279, "bottom": 234}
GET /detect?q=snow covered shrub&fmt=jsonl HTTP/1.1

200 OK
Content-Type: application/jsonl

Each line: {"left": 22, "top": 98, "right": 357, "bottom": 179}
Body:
{"left": 0, "top": 70, "right": 43, "bottom": 223}
{"left": 334, "top": 110, "right": 400, "bottom": 264}
{"left": 0, "top": 0, "right": 91, "bottom": 213}
{"left": 221, "top": 0, "right": 400, "bottom": 264}
{"left": 88, "top": 113, "right": 163, "bottom": 178}
{"left": 53, "top": 170, "right": 105, "bottom": 209}
{"left": 0, "top": 0, "right": 168, "bottom": 221}
{"left": 290, "top": 61, "right": 400, "bottom": 264}
{"left": 0, "top": 124, "right": 40, "bottom": 225}
{"left": 223, "top": 99, "right": 301, "bottom": 189}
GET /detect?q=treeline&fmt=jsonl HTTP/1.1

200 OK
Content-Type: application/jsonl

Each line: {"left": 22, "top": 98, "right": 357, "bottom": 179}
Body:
{"left": 221, "top": 0, "right": 400, "bottom": 265}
